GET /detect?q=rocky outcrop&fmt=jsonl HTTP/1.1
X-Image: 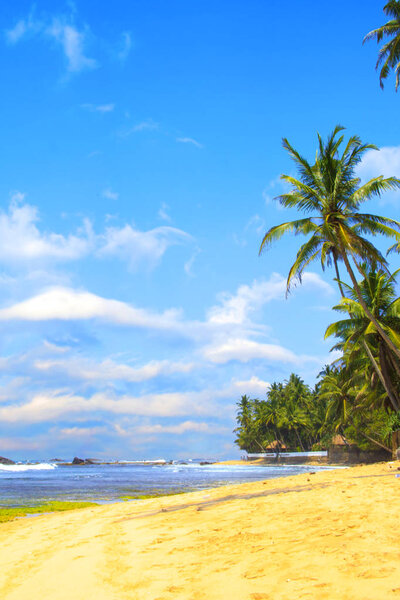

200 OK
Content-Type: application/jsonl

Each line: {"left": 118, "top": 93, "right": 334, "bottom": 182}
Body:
{"left": 0, "top": 456, "right": 15, "bottom": 465}
{"left": 72, "top": 457, "right": 94, "bottom": 465}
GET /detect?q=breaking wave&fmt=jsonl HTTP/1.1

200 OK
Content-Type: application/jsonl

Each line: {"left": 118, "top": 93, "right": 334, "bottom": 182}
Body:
{"left": 0, "top": 463, "right": 57, "bottom": 472}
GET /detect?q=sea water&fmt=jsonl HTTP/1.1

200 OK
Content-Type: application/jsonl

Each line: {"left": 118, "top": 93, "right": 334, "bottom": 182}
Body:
{"left": 0, "top": 461, "right": 337, "bottom": 507}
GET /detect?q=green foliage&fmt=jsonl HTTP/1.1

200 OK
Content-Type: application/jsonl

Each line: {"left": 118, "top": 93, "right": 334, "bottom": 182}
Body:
{"left": 364, "top": 1, "right": 400, "bottom": 90}
{"left": 0, "top": 501, "right": 97, "bottom": 524}
{"left": 259, "top": 126, "right": 400, "bottom": 295}
{"left": 259, "top": 126, "right": 400, "bottom": 364}
{"left": 252, "top": 127, "right": 400, "bottom": 456}
{"left": 234, "top": 375, "right": 329, "bottom": 452}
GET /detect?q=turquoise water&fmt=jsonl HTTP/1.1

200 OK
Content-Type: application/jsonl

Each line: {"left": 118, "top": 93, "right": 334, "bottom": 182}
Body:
{"left": 0, "top": 461, "right": 337, "bottom": 507}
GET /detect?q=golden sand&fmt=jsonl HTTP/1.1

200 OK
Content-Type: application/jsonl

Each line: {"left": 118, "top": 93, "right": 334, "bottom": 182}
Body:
{"left": 1, "top": 462, "right": 400, "bottom": 599}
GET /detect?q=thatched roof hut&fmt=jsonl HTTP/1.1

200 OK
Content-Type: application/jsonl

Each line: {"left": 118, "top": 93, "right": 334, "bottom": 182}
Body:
{"left": 331, "top": 434, "right": 349, "bottom": 446}
{"left": 265, "top": 440, "right": 287, "bottom": 451}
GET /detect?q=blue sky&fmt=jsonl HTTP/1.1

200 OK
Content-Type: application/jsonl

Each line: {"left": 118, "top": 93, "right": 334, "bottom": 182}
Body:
{"left": 1, "top": 0, "right": 400, "bottom": 460}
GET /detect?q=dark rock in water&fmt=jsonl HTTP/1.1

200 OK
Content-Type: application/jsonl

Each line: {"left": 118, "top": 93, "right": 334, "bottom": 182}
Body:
{"left": 72, "top": 457, "right": 95, "bottom": 465}
{"left": 200, "top": 461, "right": 213, "bottom": 465}
{"left": 0, "top": 456, "right": 15, "bottom": 465}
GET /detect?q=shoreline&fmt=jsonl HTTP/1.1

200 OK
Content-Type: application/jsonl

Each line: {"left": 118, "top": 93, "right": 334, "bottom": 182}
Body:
{"left": 1, "top": 461, "right": 400, "bottom": 599}
{"left": 214, "top": 457, "right": 332, "bottom": 466}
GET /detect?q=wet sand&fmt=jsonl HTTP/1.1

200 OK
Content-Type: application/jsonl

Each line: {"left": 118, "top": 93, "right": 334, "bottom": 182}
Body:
{"left": 1, "top": 461, "right": 399, "bottom": 599}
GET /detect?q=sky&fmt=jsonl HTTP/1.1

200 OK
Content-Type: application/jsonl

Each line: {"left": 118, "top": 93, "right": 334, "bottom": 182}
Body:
{"left": 1, "top": 0, "right": 400, "bottom": 460}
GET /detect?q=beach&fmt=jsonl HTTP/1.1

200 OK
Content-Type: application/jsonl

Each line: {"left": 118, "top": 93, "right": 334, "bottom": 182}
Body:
{"left": 0, "top": 462, "right": 399, "bottom": 599}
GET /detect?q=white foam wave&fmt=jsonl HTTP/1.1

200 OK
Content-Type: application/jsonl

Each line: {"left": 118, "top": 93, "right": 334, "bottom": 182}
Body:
{"left": 0, "top": 463, "right": 57, "bottom": 472}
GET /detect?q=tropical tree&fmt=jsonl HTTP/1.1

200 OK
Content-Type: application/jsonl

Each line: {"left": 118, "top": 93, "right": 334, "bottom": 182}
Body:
{"left": 364, "top": 1, "right": 400, "bottom": 90}
{"left": 259, "top": 126, "right": 400, "bottom": 361}
{"left": 318, "top": 366, "right": 355, "bottom": 435}
{"left": 234, "top": 395, "right": 260, "bottom": 452}
{"left": 234, "top": 375, "right": 327, "bottom": 452}
{"left": 325, "top": 266, "right": 400, "bottom": 412}
{"left": 318, "top": 365, "right": 393, "bottom": 452}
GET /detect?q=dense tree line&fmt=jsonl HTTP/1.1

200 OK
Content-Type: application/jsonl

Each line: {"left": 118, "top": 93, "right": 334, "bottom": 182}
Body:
{"left": 234, "top": 375, "right": 330, "bottom": 453}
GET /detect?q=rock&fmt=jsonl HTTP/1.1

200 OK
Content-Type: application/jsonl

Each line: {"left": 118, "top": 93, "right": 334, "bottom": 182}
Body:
{"left": 200, "top": 461, "right": 213, "bottom": 465}
{"left": 396, "top": 447, "right": 400, "bottom": 461}
{"left": 0, "top": 456, "right": 15, "bottom": 465}
{"left": 72, "top": 457, "right": 95, "bottom": 465}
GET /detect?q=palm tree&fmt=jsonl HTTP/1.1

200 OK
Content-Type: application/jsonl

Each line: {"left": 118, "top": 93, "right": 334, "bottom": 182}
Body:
{"left": 318, "top": 367, "right": 355, "bottom": 434}
{"left": 318, "top": 365, "right": 392, "bottom": 452}
{"left": 363, "top": 1, "right": 400, "bottom": 90}
{"left": 325, "top": 267, "right": 400, "bottom": 412}
{"left": 259, "top": 126, "right": 400, "bottom": 361}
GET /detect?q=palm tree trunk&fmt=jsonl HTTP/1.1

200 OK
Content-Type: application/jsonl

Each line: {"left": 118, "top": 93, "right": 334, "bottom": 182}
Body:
{"left": 348, "top": 415, "right": 392, "bottom": 453}
{"left": 386, "top": 347, "right": 400, "bottom": 380}
{"left": 378, "top": 343, "right": 400, "bottom": 412}
{"left": 366, "top": 342, "right": 400, "bottom": 411}
{"left": 333, "top": 256, "right": 347, "bottom": 298}
{"left": 339, "top": 249, "right": 400, "bottom": 362}
{"left": 293, "top": 426, "right": 306, "bottom": 451}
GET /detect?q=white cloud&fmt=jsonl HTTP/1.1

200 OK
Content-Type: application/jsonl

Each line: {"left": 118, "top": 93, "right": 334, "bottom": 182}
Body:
{"left": 0, "top": 196, "right": 93, "bottom": 262}
{"left": 176, "top": 137, "right": 203, "bottom": 148}
{"left": 58, "top": 426, "right": 106, "bottom": 437}
{"left": 207, "top": 275, "right": 285, "bottom": 326}
{"left": 0, "top": 197, "right": 194, "bottom": 271}
{"left": 131, "top": 119, "right": 158, "bottom": 133}
{"left": 99, "top": 224, "right": 192, "bottom": 270}
{"left": 158, "top": 202, "right": 171, "bottom": 222}
{"left": 0, "top": 389, "right": 217, "bottom": 424}
{"left": 207, "top": 273, "right": 333, "bottom": 326}
{"left": 0, "top": 437, "right": 42, "bottom": 451}
{"left": 262, "top": 176, "right": 291, "bottom": 207}
{"left": 134, "top": 421, "right": 227, "bottom": 435}
{"left": 6, "top": 13, "right": 97, "bottom": 74}
{"left": 184, "top": 247, "right": 201, "bottom": 277}
{"left": 82, "top": 103, "right": 115, "bottom": 113}
{"left": 301, "top": 272, "right": 334, "bottom": 294}
{"left": 6, "top": 20, "right": 31, "bottom": 44}
{"left": 118, "top": 31, "right": 132, "bottom": 61}
{"left": 102, "top": 187, "right": 119, "bottom": 200}
{"left": 356, "top": 146, "right": 400, "bottom": 181}
{"left": 46, "top": 19, "right": 97, "bottom": 73}
{"left": 245, "top": 214, "right": 265, "bottom": 235}
{"left": 232, "top": 376, "right": 271, "bottom": 396}
{"left": 34, "top": 357, "right": 195, "bottom": 383}
{"left": 5, "top": 10, "right": 42, "bottom": 44}
{"left": 0, "top": 287, "right": 182, "bottom": 330}
{"left": 202, "top": 337, "right": 308, "bottom": 365}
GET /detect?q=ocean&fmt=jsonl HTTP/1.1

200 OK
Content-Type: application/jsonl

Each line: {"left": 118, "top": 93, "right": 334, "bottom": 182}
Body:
{"left": 0, "top": 461, "right": 337, "bottom": 507}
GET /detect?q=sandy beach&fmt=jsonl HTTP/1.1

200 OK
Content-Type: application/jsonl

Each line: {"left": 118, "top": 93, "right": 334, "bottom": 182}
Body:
{"left": 1, "top": 462, "right": 400, "bottom": 599}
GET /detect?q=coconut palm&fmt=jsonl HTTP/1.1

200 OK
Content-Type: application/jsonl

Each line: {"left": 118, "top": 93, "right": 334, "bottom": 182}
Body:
{"left": 259, "top": 126, "right": 400, "bottom": 361}
{"left": 364, "top": 1, "right": 400, "bottom": 90}
{"left": 318, "top": 365, "right": 392, "bottom": 452}
{"left": 325, "top": 267, "right": 400, "bottom": 411}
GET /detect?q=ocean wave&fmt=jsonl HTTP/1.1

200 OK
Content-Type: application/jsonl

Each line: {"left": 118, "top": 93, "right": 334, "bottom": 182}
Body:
{"left": 0, "top": 463, "right": 57, "bottom": 472}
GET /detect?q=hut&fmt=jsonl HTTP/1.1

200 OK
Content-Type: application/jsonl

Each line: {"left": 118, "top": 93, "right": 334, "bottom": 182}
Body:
{"left": 265, "top": 440, "right": 287, "bottom": 453}
{"left": 328, "top": 434, "right": 390, "bottom": 464}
